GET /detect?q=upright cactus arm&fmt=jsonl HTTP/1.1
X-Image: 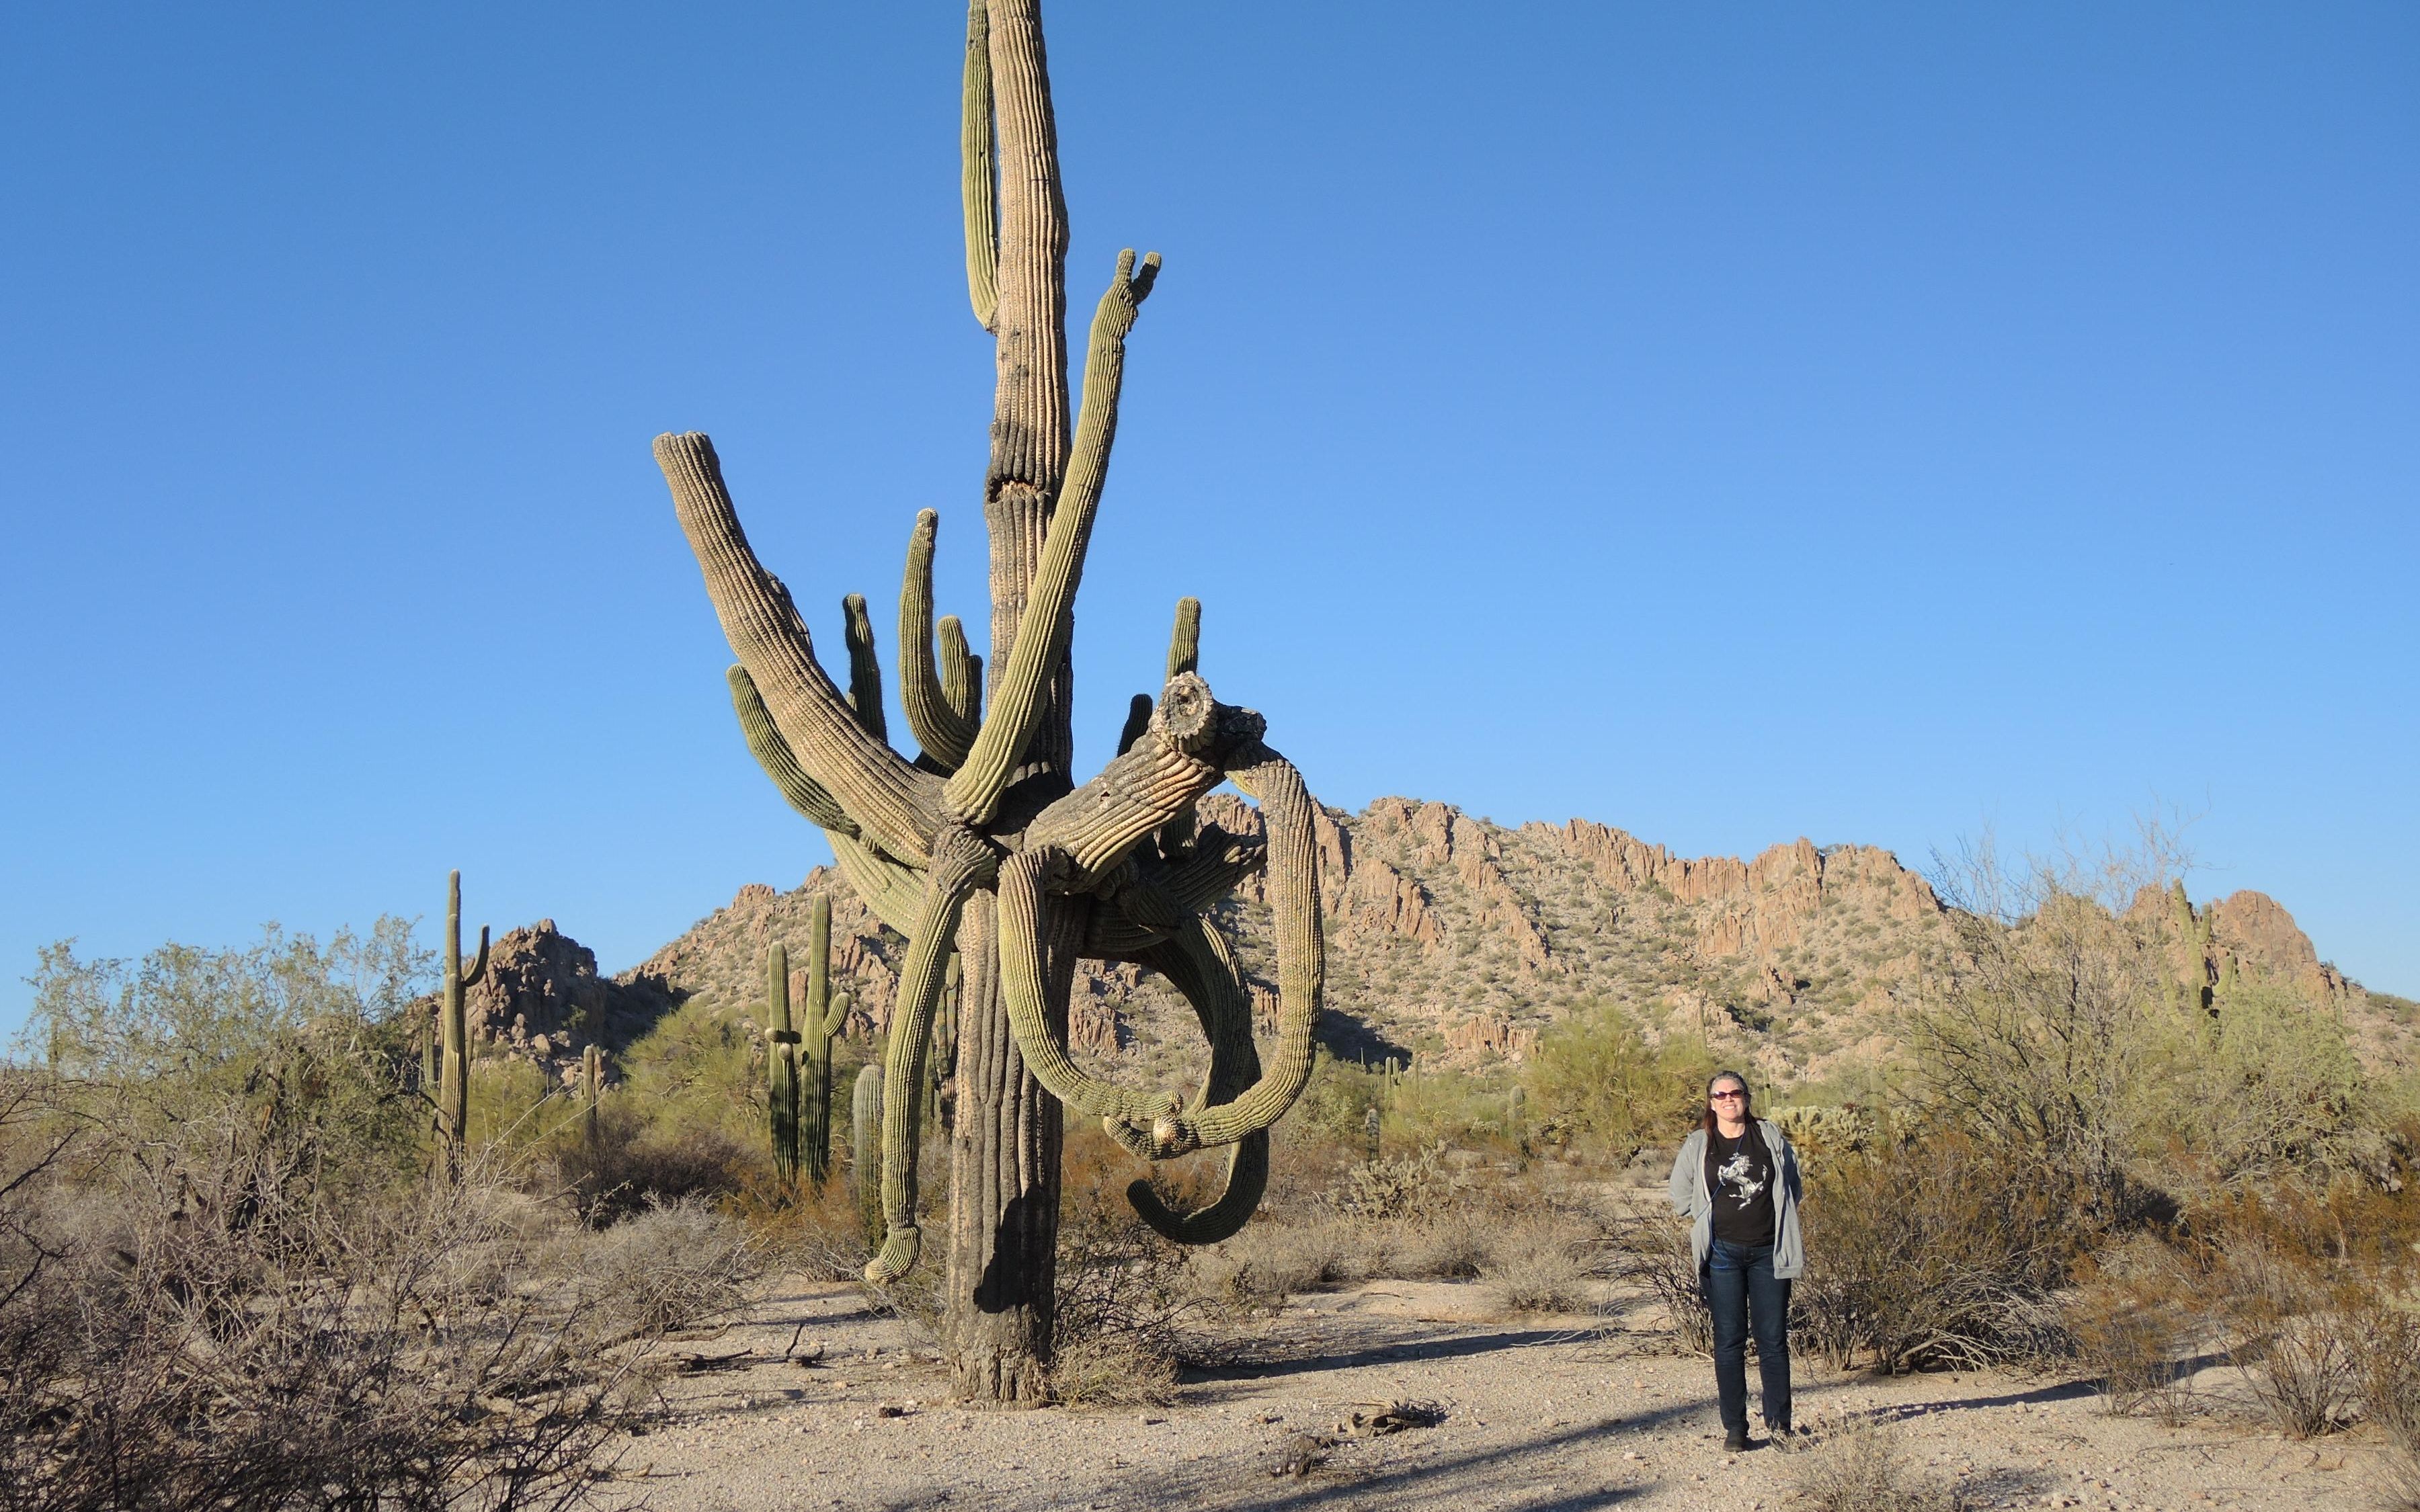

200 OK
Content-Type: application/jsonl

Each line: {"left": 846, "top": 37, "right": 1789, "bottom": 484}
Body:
{"left": 865, "top": 827, "right": 999, "bottom": 1284}
{"left": 960, "top": 0, "right": 998, "bottom": 333}
{"left": 823, "top": 988, "right": 853, "bottom": 1042}
{"left": 937, "top": 616, "right": 982, "bottom": 727}
{"left": 1115, "top": 694, "right": 1154, "bottom": 757}
{"left": 766, "top": 942, "right": 800, "bottom": 1183}
{"left": 944, "top": 249, "right": 1161, "bottom": 826}
{"left": 841, "top": 594, "right": 887, "bottom": 741}
{"left": 805, "top": 894, "right": 832, "bottom": 1037}
{"left": 898, "top": 511, "right": 978, "bottom": 770}
{"left": 1166, "top": 597, "right": 1201, "bottom": 679}
{"left": 657, "top": 431, "right": 939, "bottom": 865}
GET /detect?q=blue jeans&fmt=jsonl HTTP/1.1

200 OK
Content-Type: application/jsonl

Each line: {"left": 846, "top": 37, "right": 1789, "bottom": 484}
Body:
{"left": 1705, "top": 1239, "right": 1791, "bottom": 1433}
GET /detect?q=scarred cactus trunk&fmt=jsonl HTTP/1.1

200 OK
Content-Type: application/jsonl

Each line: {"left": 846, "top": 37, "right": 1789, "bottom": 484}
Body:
{"left": 653, "top": 0, "right": 1326, "bottom": 1400}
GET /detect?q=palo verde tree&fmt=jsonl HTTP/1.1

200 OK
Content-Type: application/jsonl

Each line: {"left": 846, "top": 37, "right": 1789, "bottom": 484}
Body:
{"left": 652, "top": 1, "right": 1324, "bottom": 1401}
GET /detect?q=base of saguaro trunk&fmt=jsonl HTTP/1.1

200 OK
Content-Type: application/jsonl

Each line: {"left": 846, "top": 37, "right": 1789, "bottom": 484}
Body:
{"left": 944, "top": 896, "right": 1063, "bottom": 1404}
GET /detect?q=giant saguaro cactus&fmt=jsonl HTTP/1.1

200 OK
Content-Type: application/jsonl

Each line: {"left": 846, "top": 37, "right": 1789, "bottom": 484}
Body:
{"left": 435, "top": 869, "right": 490, "bottom": 1181}
{"left": 655, "top": 0, "right": 1324, "bottom": 1401}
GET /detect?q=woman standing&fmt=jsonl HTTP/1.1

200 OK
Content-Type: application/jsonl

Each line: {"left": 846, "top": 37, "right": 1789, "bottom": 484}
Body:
{"left": 1667, "top": 1070, "right": 1804, "bottom": 1451}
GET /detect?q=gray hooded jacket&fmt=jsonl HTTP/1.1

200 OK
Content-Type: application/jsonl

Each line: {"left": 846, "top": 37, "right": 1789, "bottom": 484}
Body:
{"left": 1666, "top": 1120, "right": 1805, "bottom": 1281}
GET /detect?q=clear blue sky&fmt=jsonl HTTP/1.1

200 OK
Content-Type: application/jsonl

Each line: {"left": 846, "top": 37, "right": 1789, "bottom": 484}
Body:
{"left": 3, "top": 2, "right": 2413, "bottom": 1031}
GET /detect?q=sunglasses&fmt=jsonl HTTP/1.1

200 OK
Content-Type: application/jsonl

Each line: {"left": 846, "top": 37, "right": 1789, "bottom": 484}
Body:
{"left": 1709, "top": 1089, "right": 1748, "bottom": 1101}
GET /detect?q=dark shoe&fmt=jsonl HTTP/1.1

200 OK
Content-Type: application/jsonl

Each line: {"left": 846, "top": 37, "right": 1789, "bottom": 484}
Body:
{"left": 1723, "top": 1425, "right": 1748, "bottom": 1453}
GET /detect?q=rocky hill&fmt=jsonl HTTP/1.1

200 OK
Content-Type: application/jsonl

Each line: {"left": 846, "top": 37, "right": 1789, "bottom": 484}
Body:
{"left": 438, "top": 797, "right": 2408, "bottom": 1094}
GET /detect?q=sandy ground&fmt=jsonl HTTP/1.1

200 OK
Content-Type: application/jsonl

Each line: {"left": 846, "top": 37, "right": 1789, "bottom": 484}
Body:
{"left": 604, "top": 1275, "right": 2392, "bottom": 1512}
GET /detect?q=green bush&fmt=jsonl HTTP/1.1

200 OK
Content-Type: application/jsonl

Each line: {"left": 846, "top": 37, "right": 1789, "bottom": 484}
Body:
{"left": 1522, "top": 999, "right": 1711, "bottom": 1159}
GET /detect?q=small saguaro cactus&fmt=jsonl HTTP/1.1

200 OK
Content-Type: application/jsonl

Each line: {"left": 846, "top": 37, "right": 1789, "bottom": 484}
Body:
{"left": 436, "top": 870, "right": 491, "bottom": 1180}
{"left": 1505, "top": 1085, "right": 1527, "bottom": 1152}
{"left": 583, "top": 1043, "right": 604, "bottom": 1148}
{"left": 852, "top": 1061, "right": 885, "bottom": 1245}
{"left": 1363, "top": 1105, "right": 1381, "bottom": 1165}
{"left": 766, "top": 942, "right": 802, "bottom": 1185}
{"left": 800, "top": 894, "right": 853, "bottom": 1189}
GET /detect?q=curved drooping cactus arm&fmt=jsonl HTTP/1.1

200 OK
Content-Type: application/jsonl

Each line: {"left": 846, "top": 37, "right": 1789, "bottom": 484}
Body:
{"left": 841, "top": 594, "right": 887, "bottom": 741}
{"left": 944, "top": 249, "right": 1161, "bottom": 826}
{"left": 960, "top": 0, "right": 997, "bottom": 333}
{"left": 729, "top": 661, "right": 928, "bottom": 932}
{"left": 998, "top": 845, "right": 1179, "bottom": 1128}
{"left": 898, "top": 511, "right": 978, "bottom": 771}
{"left": 729, "top": 665, "right": 860, "bottom": 839}
{"left": 864, "top": 827, "right": 998, "bottom": 1284}
{"left": 1164, "top": 827, "right": 1268, "bottom": 913}
{"left": 1126, "top": 917, "right": 1268, "bottom": 1243}
{"left": 937, "top": 616, "right": 982, "bottom": 728}
{"left": 1175, "top": 743, "right": 1322, "bottom": 1148}
{"left": 658, "top": 431, "right": 939, "bottom": 866}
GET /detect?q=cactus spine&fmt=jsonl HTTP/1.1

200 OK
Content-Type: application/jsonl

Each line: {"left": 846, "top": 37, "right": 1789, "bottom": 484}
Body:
{"left": 436, "top": 870, "right": 490, "bottom": 1181}
{"left": 802, "top": 894, "right": 852, "bottom": 1189}
{"left": 766, "top": 942, "right": 801, "bottom": 1185}
{"left": 851, "top": 1060, "right": 884, "bottom": 1245}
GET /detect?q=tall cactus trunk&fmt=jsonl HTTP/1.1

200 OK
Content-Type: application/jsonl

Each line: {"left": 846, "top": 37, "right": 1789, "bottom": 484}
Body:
{"left": 435, "top": 870, "right": 489, "bottom": 1183}
{"left": 803, "top": 895, "right": 841, "bottom": 1189}
{"left": 583, "top": 1043, "right": 603, "bottom": 1148}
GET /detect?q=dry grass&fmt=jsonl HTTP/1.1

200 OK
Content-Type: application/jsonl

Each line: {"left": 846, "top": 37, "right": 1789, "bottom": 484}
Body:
{"left": 1783, "top": 1415, "right": 1966, "bottom": 1512}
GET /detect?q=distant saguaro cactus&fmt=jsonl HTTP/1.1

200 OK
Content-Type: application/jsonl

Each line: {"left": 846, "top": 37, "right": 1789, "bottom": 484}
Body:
{"left": 764, "top": 942, "right": 801, "bottom": 1185}
{"left": 583, "top": 1043, "right": 604, "bottom": 1148}
{"left": 436, "top": 870, "right": 489, "bottom": 1181}
{"left": 654, "top": 0, "right": 1325, "bottom": 1399}
{"left": 801, "top": 894, "right": 852, "bottom": 1189}
{"left": 1363, "top": 1105, "right": 1382, "bottom": 1165}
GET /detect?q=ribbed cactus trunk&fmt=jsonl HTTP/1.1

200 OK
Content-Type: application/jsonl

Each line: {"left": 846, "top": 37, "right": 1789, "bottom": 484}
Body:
{"left": 653, "top": 0, "right": 1328, "bottom": 1403}
{"left": 802, "top": 894, "right": 850, "bottom": 1189}
{"left": 435, "top": 870, "right": 489, "bottom": 1183}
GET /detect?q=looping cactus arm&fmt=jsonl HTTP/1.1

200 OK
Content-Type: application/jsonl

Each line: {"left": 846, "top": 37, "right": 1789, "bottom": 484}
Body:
{"left": 1162, "top": 743, "right": 1323, "bottom": 1150}
{"left": 1125, "top": 915, "right": 1267, "bottom": 1243}
{"left": 944, "top": 250, "right": 1161, "bottom": 825}
{"left": 865, "top": 827, "right": 998, "bottom": 1284}
{"left": 960, "top": 0, "right": 997, "bottom": 333}
{"left": 841, "top": 593, "right": 887, "bottom": 741}
{"left": 898, "top": 512, "right": 978, "bottom": 770}
{"left": 997, "top": 846, "right": 1178, "bottom": 1127}
{"left": 937, "top": 616, "right": 981, "bottom": 728}
{"left": 657, "top": 431, "right": 938, "bottom": 865}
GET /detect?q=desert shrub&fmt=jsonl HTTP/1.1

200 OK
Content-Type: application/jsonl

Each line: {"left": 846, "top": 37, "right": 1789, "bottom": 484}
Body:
{"left": 1048, "top": 1127, "right": 1210, "bottom": 1405}
{"left": 558, "top": 1197, "right": 755, "bottom": 1342}
{"left": 1794, "top": 1129, "right": 2082, "bottom": 1372}
{"left": 554, "top": 1103, "right": 753, "bottom": 1226}
{"left": 1603, "top": 1206, "right": 1711, "bottom": 1355}
{"left": 1480, "top": 1214, "right": 1596, "bottom": 1314}
{"left": 1199, "top": 1212, "right": 1369, "bottom": 1308}
{"left": 1522, "top": 999, "right": 1711, "bottom": 1161}
{"left": 1785, "top": 1416, "right": 1964, "bottom": 1512}
{"left": 2139, "top": 979, "right": 2366, "bottom": 1184}
{"left": 2203, "top": 1230, "right": 2367, "bottom": 1436}
{"left": 1329, "top": 1144, "right": 1450, "bottom": 1221}
{"left": 0, "top": 1075, "right": 724, "bottom": 1512}
{"left": 616, "top": 997, "right": 767, "bottom": 1152}
{"left": 2066, "top": 1236, "right": 2201, "bottom": 1421}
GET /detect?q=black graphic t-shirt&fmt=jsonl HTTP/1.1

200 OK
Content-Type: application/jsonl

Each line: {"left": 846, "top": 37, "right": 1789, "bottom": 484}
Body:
{"left": 1705, "top": 1122, "right": 1776, "bottom": 1247}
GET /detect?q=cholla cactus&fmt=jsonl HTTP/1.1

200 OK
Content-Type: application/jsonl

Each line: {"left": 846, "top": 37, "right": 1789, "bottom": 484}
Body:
{"left": 435, "top": 870, "right": 489, "bottom": 1180}
{"left": 653, "top": 1, "right": 1325, "bottom": 1391}
{"left": 1767, "top": 1104, "right": 1871, "bottom": 1173}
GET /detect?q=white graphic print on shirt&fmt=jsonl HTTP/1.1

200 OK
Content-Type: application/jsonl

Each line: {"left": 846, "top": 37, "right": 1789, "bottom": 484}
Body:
{"left": 1717, "top": 1148, "right": 1767, "bottom": 1203}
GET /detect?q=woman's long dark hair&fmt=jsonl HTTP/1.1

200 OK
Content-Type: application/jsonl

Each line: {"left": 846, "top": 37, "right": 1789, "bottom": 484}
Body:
{"left": 1699, "top": 1069, "right": 1752, "bottom": 1137}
